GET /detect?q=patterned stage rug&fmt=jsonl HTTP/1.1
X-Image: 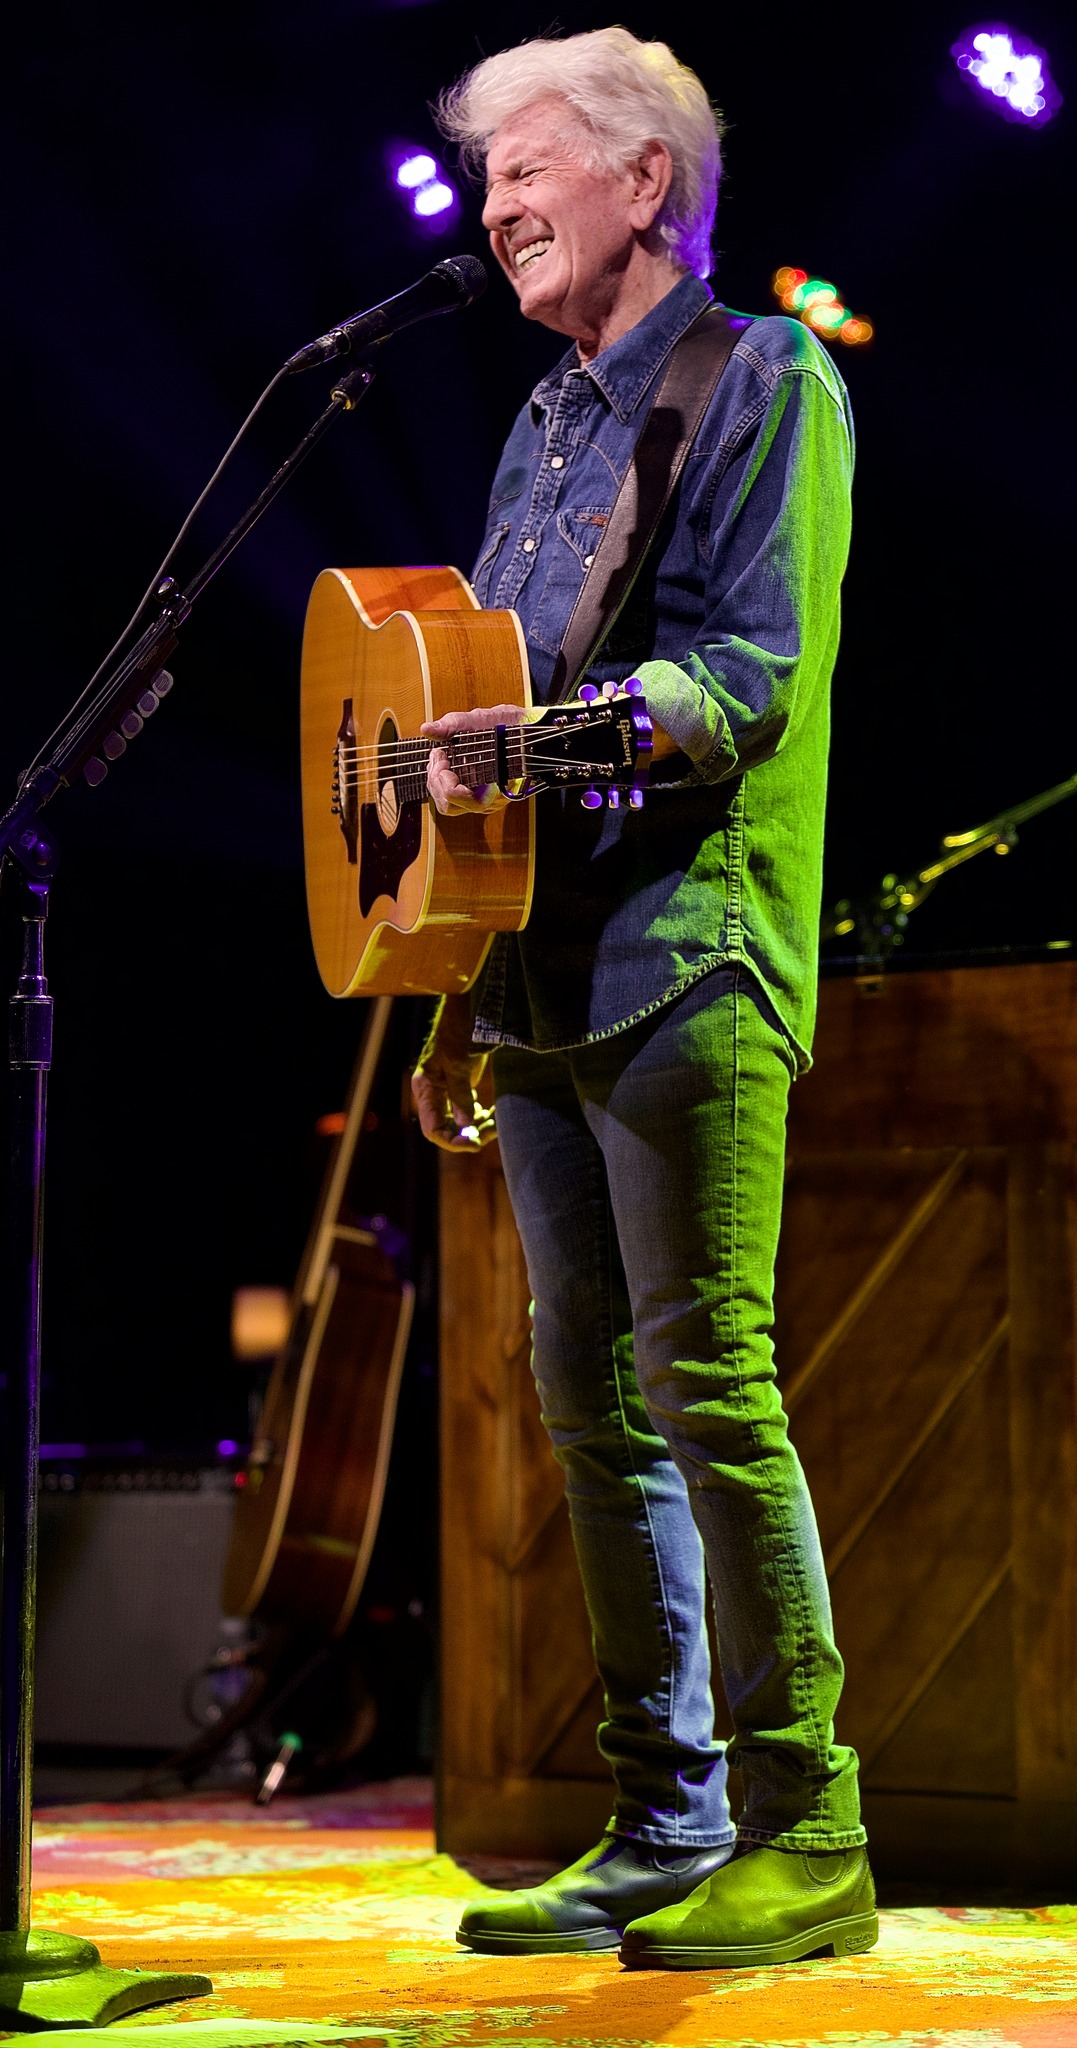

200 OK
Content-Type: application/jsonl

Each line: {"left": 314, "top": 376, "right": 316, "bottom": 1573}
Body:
{"left": 9, "top": 1783, "right": 1075, "bottom": 2048}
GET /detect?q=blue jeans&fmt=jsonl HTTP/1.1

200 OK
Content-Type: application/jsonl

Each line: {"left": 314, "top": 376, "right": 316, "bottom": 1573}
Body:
{"left": 492, "top": 969, "right": 865, "bottom": 1851}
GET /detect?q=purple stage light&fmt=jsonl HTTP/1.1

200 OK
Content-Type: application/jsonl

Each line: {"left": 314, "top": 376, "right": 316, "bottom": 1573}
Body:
{"left": 413, "top": 181, "right": 455, "bottom": 218}
{"left": 395, "top": 153, "right": 437, "bottom": 190}
{"left": 387, "top": 144, "right": 460, "bottom": 231}
{"left": 951, "top": 24, "right": 1061, "bottom": 125}
{"left": 217, "top": 1438, "right": 239, "bottom": 1457}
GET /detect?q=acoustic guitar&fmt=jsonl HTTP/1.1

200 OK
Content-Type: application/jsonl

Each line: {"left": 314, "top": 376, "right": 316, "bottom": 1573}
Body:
{"left": 300, "top": 565, "right": 652, "bottom": 998}
{"left": 222, "top": 995, "right": 414, "bottom": 1638}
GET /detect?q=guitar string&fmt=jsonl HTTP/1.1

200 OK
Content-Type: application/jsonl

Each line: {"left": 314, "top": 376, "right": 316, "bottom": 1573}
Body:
{"left": 335, "top": 744, "right": 523, "bottom": 768}
{"left": 336, "top": 744, "right": 631, "bottom": 780}
{"left": 336, "top": 760, "right": 621, "bottom": 786}
{"left": 331, "top": 715, "right": 640, "bottom": 798}
{"left": 336, "top": 746, "right": 625, "bottom": 773}
{"left": 336, "top": 738, "right": 635, "bottom": 778}
{"left": 332, "top": 717, "right": 621, "bottom": 770}
{"left": 331, "top": 704, "right": 628, "bottom": 752}
{"left": 334, "top": 755, "right": 632, "bottom": 789}
{"left": 335, "top": 745, "right": 626, "bottom": 790}
{"left": 336, "top": 744, "right": 606, "bottom": 773}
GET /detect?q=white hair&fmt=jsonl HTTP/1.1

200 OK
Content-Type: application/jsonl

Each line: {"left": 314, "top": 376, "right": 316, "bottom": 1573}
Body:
{"left": 435, "top": 27, "right": 723, "bottom": 280}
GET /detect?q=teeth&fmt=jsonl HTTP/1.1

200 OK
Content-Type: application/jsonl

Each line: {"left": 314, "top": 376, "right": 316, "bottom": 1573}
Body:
{"left": 514, "top": 239, "right": 552, "bottom": 270}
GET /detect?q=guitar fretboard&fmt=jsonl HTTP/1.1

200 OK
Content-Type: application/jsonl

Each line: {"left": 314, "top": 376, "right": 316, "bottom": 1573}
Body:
{"left": 337, "top": 725, "right": 530, "bottom": 806}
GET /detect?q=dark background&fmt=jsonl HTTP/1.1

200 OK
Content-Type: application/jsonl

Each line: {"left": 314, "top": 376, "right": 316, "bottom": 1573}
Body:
{"left": 5, "top": 0, "right": 1075, "bottom": 1452}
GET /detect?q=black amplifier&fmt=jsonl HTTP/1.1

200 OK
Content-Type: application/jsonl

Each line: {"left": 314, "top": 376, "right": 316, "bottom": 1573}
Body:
{"left": 36, "top": 1455, "right": 237, "bottom": 1749}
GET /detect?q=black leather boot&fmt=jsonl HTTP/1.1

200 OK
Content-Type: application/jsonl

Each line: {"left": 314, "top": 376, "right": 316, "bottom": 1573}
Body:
{"left": 456, "top": 1832, "right": 735, "bottom": 1955}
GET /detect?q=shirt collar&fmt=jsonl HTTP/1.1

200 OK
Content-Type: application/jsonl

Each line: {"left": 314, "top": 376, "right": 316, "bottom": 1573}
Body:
{"left": 531, "top": 273, "right": 714, "bottom": 425}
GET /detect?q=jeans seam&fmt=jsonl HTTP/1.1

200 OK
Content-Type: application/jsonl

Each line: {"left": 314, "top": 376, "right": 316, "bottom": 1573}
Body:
{"left": 580, "top": 1135, "right": 683, "bottom": 1836}
{"left": 599, "top": 1172, "right": 686, "bottom": 1840}
{"left": 728, "top": 970, "right": 827, "bottom": 1829}
{"left": 617, "top": 1824, "right": 738, "bottom": 1849}
{"left": 738, "top": 1825, "right": 868, "bottom": 1849}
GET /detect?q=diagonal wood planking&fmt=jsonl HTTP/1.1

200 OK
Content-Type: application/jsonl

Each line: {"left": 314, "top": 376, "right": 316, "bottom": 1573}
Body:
{"left": 438, "top": 963, "right": 1077, "bottom": 1884}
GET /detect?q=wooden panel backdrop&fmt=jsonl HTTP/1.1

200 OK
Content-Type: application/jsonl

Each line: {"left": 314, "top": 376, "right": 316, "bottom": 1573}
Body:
{"left": 438, "top": 961, "right": 1077, "bottom": 1886}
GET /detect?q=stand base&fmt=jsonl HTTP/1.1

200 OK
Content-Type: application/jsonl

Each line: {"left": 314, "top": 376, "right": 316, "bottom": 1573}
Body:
{"left": 0, "top": 1933, "right": 211, "bottom": 2031}
{"left": 0, "top": 1967, "right": 213, "bottom": 2031}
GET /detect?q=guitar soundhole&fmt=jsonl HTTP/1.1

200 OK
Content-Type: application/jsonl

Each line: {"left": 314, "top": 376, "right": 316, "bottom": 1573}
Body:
{"left": 358, "top": 715, "right": 423, "bottom": 915}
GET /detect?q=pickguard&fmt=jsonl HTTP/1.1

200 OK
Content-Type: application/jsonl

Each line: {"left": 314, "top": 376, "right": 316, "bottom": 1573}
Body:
{"left": 358, "top": 714, "right": 423, "bottom": 915}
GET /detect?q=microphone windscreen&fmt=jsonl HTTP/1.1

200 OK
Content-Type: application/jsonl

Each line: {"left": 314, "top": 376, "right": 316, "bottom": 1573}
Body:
{"left": 435, "top": 254, "right": 488, "bottom": 307}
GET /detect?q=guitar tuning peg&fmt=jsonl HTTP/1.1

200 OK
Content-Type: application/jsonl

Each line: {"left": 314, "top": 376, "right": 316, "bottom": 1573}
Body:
{"left": 83, "top": 758, "right": 108, "bottom": 787}
{"left": 580, "top": 787, "right": 602, "bottom": 810}
{"left": 601, "top": 681, "right": 618, "bottom": 699}
{"left": 624, "top": 676, "right": 643, "bottom": 697}
{"left": 118, "top": 709, "right": 144, "bottom": 740}
{"left": 101, "top": 731, "right": 127, "bottom": 761}
{"left": 628, "top": 788, "right": 644, "bottom": 810}
{"left": 579, "top": 683, "right": 599, "bottom": 702}
{"left": 607, "top": 788, "right": 620, "bottom": 810}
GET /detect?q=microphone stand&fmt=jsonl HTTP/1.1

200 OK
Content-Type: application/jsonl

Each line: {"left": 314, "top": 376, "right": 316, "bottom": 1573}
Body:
{"left": 821, "top": 771, "right": 1077, "bottom": 967}
{"left": 0, "top": 353, "right": 377, "bottom": 2029}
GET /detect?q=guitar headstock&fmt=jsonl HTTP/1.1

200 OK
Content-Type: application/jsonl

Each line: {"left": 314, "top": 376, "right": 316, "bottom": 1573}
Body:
{"left": 527, "top": 679, "right": 652, "bottom": 809}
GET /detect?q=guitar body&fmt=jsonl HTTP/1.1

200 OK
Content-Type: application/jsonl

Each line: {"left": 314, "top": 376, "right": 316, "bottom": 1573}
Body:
{"left": 301, "top": 565, "right": 534, "bottom": 998}
{"left": 222, "top": 997, "right": 414, "bottom": 1639}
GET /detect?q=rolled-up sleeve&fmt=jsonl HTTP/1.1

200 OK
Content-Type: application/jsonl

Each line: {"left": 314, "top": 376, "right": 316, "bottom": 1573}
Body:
{"left": 636, "top": 358, "right": 854, "bottom": 786}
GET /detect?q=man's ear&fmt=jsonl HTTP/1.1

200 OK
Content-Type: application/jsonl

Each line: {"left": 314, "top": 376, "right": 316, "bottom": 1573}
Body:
{"left": 628, "top": 139, "right": 674, "bottom": 230}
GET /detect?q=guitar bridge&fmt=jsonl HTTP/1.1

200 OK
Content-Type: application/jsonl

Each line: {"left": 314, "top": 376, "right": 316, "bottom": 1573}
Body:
{"left": 332, "top": 699, "right": 359, "bottom": 865}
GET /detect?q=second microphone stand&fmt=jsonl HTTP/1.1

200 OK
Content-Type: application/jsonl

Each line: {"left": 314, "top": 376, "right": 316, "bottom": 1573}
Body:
{"left": 822, "top": 772, "right": 1077, "bottom": 966}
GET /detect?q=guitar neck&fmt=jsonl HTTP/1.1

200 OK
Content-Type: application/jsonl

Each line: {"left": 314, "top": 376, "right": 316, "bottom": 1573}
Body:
{"left": 336, "top": 698, "right": 651, "bottom": 807}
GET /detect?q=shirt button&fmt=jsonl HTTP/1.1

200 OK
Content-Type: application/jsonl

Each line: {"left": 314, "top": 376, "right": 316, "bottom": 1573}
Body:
{"left": 584, "top": 554, "right": 594, "bottom": 568}
{"left": 550, "top": 455, "right": 565, "bottom": 469}
{"left": 522, "top": 537, "right": 537, "bottom": 553}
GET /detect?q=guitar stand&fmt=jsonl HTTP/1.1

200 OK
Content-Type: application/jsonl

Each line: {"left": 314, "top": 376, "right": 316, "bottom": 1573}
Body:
{"left": 0, "top": 354, "right": 378, "bottom": 2028}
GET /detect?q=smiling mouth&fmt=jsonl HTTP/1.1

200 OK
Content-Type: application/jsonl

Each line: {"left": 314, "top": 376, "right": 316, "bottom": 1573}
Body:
{"left": 513, "top": 238, "right": 553, "bottom": 272}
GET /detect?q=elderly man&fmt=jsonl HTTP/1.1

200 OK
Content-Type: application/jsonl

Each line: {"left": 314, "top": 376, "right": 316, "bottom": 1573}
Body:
{"left": 412, "top": 27, "right": 876, "bottom": 1969}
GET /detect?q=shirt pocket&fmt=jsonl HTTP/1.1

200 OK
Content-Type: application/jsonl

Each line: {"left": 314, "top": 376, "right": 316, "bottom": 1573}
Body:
{"left": 528, "top": 505, "right": 611, "bottom": 656}
{"left": 470, "top": 521, "right": 511, "bottom": 607}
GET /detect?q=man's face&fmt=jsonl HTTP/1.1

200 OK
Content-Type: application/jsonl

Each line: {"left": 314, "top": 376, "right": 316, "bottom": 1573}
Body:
{"left": 482, "top": 98, "right": 645, "bottom": 346}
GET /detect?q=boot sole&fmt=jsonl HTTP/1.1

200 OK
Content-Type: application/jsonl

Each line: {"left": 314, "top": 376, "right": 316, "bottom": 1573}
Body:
{"left": 457, "top": 1927, "right": 622, "bottom": 1955}
{"left": 620, "top": 1910, "right": 880, "bottom": 1970}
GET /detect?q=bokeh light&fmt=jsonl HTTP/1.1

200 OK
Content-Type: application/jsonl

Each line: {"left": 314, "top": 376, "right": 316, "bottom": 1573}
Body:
{"left": 413, "top": 182, "right": 455, "bottom": 218}
{"left": 395, "top": 154, "right": 437, "bottom": 190}
{"left": 772, "top": 268, "right": 873, "bottom": 347}
{"left": 951, "top": 24, "right": 1061, "bottom": 124}
{"left": 386, "top": 145, "right": 460, "bottom": 231}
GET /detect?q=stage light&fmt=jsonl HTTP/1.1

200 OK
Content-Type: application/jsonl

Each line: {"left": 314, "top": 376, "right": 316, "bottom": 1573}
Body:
{"left": 395, "top": 153, "right": 438, "bottom": 189}
{"left": 386, "top": 143, "right": 460, "bottom": 231}
{"left": 951, "top": 24, "right": 1061, "bottom": 124}
{"left": 414, "top": 181, "right": 455, "bottom": 217}
{"left": 772, "top": 269, "right": 873, "bottom": 347}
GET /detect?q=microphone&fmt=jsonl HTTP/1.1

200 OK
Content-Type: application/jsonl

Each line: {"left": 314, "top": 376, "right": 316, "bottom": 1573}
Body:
{"left": 285, "top": 254, "right": 487, "bottom": 374}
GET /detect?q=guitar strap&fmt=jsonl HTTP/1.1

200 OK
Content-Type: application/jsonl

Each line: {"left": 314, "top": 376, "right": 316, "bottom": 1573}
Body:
{"left": 549, "top": 302, "right": 744, "bottom": 704}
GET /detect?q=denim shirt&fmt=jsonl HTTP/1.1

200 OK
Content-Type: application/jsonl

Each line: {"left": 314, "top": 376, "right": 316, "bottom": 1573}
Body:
{"left": 470, "top": 272, "right": 853, "bottom": 1068}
